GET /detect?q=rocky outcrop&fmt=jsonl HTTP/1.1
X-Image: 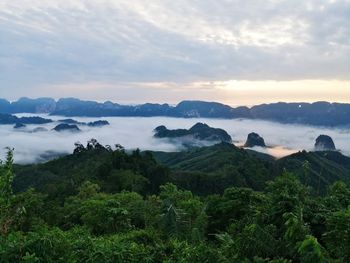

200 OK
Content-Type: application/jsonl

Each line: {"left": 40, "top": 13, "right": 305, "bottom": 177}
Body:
{"left": 244, "top": 132, "right": 266, "bottom": 148}
{"left": 53, "top": 124, "right": 80, "bottom": 132}
{"left": 314, "top": 135, "right": 336, "bottom": 151}
{"left": 14, "top": 123, "right": 26, "bottom": 129}
{"left": 58, "top": 119, "right": 110, "bottom": 127}
{"left": 58, "top": 119, "right": 80, "bottom": 124}
{"left": 154, "top": 122, "right": 232, "bottom": 145}
{"left": 87, "top": 120, "right": 110, "bottom": 127}
{"left": 0, "top": 113, "right": 52, "bottom": 125}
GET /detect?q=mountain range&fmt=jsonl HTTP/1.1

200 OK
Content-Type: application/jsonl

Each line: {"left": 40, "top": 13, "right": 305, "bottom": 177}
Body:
{"left": 1, "top": 97, "right": 350, "bottom": 126}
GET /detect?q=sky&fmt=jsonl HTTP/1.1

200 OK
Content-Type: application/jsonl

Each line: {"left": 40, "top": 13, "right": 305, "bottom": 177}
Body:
{"left": 0, "top": 0, "right": 350, "bottom": 106}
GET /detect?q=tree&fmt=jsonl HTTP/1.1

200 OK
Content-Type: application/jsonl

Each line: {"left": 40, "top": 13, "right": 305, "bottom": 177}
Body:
{"left": 297, "top": 235, "right": 327, "bottom": 263}
{"left": 266, "top": 173, "right": 309, "bottom": 227}
{"left": 206, "top": 187, "right": 266, "bottom": 234}
{"left": 77, "top": 181, "right": 100, "bottom": 199}
{"left": 324, "top": 208, "right": 350, "bottom": 260}
{"left": 324, "top": 181, "right": 350, "bottom": 211}
{"left": 0, "top": 148, "right": 14, "bottom": 204}
{"left": 73, "top": 141, "right": 85, "bottom": 154}
{"left": 0, "top": 149, "right": 18, "bottom": 235}
{"left": 159, "top": 184, "right": 207, "bottom": 241}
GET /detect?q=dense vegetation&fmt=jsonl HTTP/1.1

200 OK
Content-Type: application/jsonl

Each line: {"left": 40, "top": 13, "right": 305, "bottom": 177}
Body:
{"left": 1, "top": 141, "right": 350, "bottom": 262}
{"left": 153, "top": 143, "right": 350, "bottom": 195}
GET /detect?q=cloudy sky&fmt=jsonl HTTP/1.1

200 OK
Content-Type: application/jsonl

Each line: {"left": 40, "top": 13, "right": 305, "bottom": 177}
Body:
{"left": 0, "top": 0, "right": 349, "bottom": 105}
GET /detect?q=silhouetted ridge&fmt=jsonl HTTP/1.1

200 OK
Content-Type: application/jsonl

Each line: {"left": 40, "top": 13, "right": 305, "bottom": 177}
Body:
{"left": 1, "top": 97, "right": 350, "bottom": 126}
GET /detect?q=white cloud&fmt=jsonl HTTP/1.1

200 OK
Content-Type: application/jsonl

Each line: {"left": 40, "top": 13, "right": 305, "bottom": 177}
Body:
{"left": 1, "top": 115, "right": 350, "bottom": 164}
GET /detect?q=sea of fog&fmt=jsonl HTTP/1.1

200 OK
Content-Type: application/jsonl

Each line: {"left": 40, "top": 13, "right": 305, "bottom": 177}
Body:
{"left": 1, "top": 114, "right": 350, "bottom": 164}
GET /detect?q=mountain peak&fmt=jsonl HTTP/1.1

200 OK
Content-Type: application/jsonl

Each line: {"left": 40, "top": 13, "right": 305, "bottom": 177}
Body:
{"left": 315, "top": 135, "right": 336, "bottom": 151}
{"left": 244, "top": 132, "right": 266, "bottom": 148}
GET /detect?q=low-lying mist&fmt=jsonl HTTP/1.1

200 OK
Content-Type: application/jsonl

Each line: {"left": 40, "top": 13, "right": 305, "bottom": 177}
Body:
{"left": 1, "top": 114, "right": 350, "bottom": 164}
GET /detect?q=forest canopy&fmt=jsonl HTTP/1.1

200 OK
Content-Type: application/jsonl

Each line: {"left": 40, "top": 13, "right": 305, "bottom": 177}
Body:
{"left": 1, "top": 141, "right": 350, "bottom": 262}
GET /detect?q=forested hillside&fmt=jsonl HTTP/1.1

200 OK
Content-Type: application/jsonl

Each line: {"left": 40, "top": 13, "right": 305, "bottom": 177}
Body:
{"left": 1, "top": 141, "right": 350, "bottom": 262}
{"left": 153, "top": 143, "right": 350, "bottom": 195}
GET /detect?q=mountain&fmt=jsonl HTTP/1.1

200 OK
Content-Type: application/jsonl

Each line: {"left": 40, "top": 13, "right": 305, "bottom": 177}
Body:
{"left": 154, "top": 122, "right": 232, "bottom": 147}
{"left": 53, "top": 98, "right": 114, "bottom": 116}
{"left": 250, "top": 101, "right": 350, "bottom": 126}
{"left": 58, "top": 118, "right": 110, "bottom": 127}
{"left": 244, "top": 132, "right": 266, "bottom": 147}
{"left": 276, "top": 150, "right": 350, "bottom": 194}
{"left": 0, "top": 113, "right": 53, "bottom": 125}
{"left": 132, "top": 103, "right": 173, "bottom": 117}
{"left": 152, "top": 143, "right": 275, "bottom": 193}
{"left": 13, "top": 123, "right": 26, "bottom": 129}
{"left": 315, "top": 135, "right": 336, "bottom": 151}
{"left": 11, "top": 97, "right": 56, "bottom": 113}
{"left": 87, "top": 120, "right": 110, "bottom": 127}
{"left": 53, "top": 124, "right": 81, "bottom": 132}
{"left": 13, "top": 142, "right": 169, "bottom": 196}
{"left": 0, "top": 98, "right": 11, "bottom": 113}
{"left": 0, "top": 113, "right": 18, "bottom": 124}
{"left": 173, "top": 100, "right": 251, "bottom": 118}
{"left": 2, "top": 97, "right": 350, "bottom": 126}
{"left": 154, "top": 143, "right": 350, "bottom": 195}
{"left": 52, "top": 98, "right": 172, "bottom": 117}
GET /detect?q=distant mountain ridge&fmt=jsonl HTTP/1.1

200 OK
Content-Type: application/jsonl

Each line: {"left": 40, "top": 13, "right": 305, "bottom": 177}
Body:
{"left": 2, "top": 97, "right": 350, "bottom": 126}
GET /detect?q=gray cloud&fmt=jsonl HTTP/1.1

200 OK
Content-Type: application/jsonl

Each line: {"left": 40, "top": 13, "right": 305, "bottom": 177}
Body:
{"left": 0, "top": 0, "right": 350, "bottom": 98}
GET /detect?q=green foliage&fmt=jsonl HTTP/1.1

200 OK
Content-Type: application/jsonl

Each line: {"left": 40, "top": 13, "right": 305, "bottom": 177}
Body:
{"left": 77, "top": 181, "right": 100, "bottom": 199}
{"left": 297, "top": 235, "right": 326, "bottom": 263}
{"left": 0, "top": 148, "right": 14, "bottom": 204}
{"left": 206, "top": 187, "right": 265, "bottom": 233}
{"left": 1, "top": 143, "right": 350, "bottom": 262}
{"left": 13, "top": 142, "right": 169, "bottom": 200}
{"left": 153, "top": 143, "right": 274, "bottom": 194}
{"left": 159, "top": 184, "right": 207, "bottom": 241}
{"left": 324, "top": 181, "right": 350, "bottom": 211}
{"left": 277, "top": 151, "right": 350, "bottom": 194}
{"left": 61, "top": 191, "right": 147, "bottom": 234}
{"left": 324, "top": 207, "right": 350, "bottom": 261}
{"left": 217, "top": 224, "right": 279, "bottom": 261}
{"left": 266, "top": 172, "right": 309, "bottom": 224}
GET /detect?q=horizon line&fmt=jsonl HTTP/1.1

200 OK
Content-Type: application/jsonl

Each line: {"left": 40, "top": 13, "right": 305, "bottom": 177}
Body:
{"left": 2, "top": 96, "right": 350, "bottom": 108}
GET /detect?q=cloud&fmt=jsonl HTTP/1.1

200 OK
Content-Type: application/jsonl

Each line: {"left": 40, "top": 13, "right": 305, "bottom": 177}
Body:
{"left": 0, "top": 0, "right": 350, "bottom": 100}
{"left": 1, "top": 115, "right": 350, "bottom": 164}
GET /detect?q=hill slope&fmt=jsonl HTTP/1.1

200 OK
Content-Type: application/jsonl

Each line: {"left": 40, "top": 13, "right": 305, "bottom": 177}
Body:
{"left": 153, "top": 144, "right": 350, "bottom": 194}
{"left": 276, "top": 151, "right": 350, "bottom": 194}
{"left": 152, "top": 143, "right": 275, "bottom": 194}
{"left": 13, "top": 141, "right": 350, "bottom": 197}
